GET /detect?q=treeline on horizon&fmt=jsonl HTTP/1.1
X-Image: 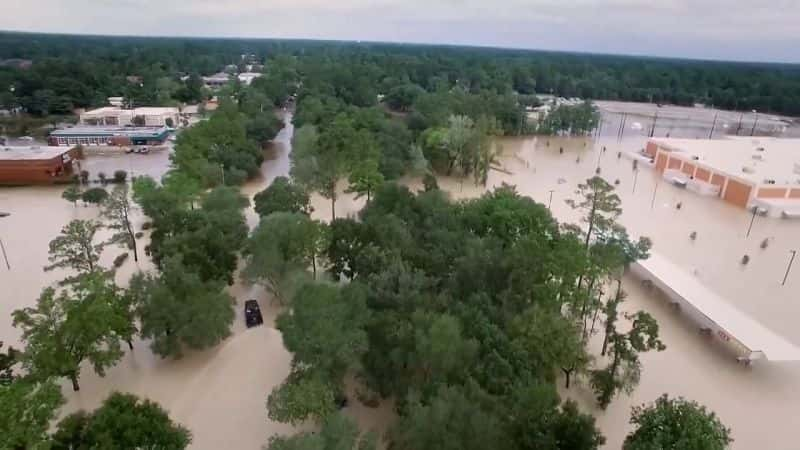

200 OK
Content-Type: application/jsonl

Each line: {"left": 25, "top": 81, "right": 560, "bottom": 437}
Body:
{"left": 1, "top": 31, "right": 800, "bottom": 116}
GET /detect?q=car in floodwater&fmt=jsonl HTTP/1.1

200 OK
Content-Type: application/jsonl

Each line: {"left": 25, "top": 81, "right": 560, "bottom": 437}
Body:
{"left": 244, "top": 299, "right": 263, "bottom": 328}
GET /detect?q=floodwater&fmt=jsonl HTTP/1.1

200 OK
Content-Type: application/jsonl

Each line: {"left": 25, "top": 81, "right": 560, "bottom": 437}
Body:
{"left": 0, "top": 113, "right": 391, "bottom": 449}
{"left": 2, "top": 102, "right": 800, "bottom": 449}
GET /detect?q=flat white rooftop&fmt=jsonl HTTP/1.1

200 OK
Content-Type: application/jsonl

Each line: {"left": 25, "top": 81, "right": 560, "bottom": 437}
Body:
{"left": 0, "top": 146, "right": 70, "bottom": 161}
{"left": 651, "top": 137, "right": 800, "bottom": 186}
{"left": 83, "top": 106, "right": 178, "bottom": 116}
{"left": 632, "top": 251, "right": 800, "bottom": 362}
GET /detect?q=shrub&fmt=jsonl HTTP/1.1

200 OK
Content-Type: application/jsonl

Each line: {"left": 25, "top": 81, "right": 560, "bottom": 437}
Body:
{"left": 81, "top": 187, "right": 108, "bottom": 205}
{"left": 112, "top": 170, "right": 127, "bottom": 183}
{"left": 98, "top": 172, "right": 107, "bottom": 185}
{"left": 113, "top": 253, "right": 129, "bottom": 268}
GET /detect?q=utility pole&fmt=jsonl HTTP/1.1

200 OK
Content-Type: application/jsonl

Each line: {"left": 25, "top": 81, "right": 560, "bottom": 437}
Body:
{"left": 0, "top": 212, "right": 10, "bottom": 270}
{"left": 736, "top": 113, "right": 743, "bottom": 135}
{"left": 632, "top": 169, "right": 639, "bottom": 194}
{"left": 750, "top": 111, "right": 759, "bottom": 136}
{"left": 650, "top": 181, "right": 660, "bottom": 209}
{"left": 746, "top": 206, "right": 758, "bottom": 238}
{"left": 782, "top": 250, "right": 797, "bottom": 286}
{"left": 649, "top": 111, "right": 658, "bottom": 138}
{"left": 709, "top": 112, "right": 718, "bottom": 139}
{"left": 548, "top": 190, "right": 555, "bottom": 210}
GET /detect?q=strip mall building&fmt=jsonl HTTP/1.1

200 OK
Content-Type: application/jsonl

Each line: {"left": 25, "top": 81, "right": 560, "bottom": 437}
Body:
{"left": 646, "top": 137, "right": 800, "bottom": 216}
{"left": 48, "top": 126, "right": 170, "bottom": 147}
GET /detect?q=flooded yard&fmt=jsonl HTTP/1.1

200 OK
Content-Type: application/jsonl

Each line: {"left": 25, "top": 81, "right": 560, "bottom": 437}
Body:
{"left": 2, "top": 103, "right": 800, "bottom": 449}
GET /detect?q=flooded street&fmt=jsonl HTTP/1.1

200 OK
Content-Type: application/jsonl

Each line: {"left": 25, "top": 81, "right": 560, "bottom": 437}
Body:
{"left": 2, "top": 103, "right": 800, "bottom": 449}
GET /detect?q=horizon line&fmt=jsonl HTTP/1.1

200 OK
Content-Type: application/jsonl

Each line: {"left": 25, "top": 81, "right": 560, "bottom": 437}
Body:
{"left": 2, "top": 28, "right": 799, "bottom": 67}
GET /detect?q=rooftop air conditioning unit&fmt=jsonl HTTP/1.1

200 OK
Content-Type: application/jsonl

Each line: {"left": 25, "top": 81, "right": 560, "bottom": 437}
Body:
{"left": 756, "top": 147, "right": 765, "bottom": 152}
{"left": 794, "top": 163, "right": 800, "bottom": 175}
{"left": 764, "top": 179, "right": 777, "bottom": 184}
{"left": 752, "top": 154, "right": 764, "bottom": 161}
{"left": 742, "top": 166, "right": 756, "bottom": 174}
{"left": 691, "top": 155, "right": 700, "bottom": 160}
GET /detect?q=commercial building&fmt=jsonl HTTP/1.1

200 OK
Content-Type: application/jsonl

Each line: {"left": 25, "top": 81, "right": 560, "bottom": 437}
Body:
{"left": 79, "top": 106, "right": 180, "bottom": 128}
{"left": 48, "top": 126, "right": 170, "bottom": 147}
{"left": 237, "top": 72, "right": 263, "bottom": 85}
{"left": 203, "top": 72, "right": 231, "bottom": 89}
{"left": 646, "top": 137, "right": 800, "bottom": 216}
{"left": 0, "top": 146, "right": 79, "bottom": 185}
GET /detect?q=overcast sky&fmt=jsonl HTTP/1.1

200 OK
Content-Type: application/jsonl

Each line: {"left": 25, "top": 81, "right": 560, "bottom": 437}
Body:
{"left": 3, "top": 0, "right": 799, "bottom": 63}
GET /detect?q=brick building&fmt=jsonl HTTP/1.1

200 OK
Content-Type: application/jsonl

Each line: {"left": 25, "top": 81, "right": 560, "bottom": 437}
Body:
{"left": 0, "top": 146, "right": 79, "bottom": 185}
{"left": 646, "top": 137, "right": 800, "bottom": 216}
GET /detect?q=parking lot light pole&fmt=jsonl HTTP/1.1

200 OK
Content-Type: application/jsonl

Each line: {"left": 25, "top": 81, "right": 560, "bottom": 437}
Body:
{"left": 782, "top": 250, "right": 797, "bottom": 286}
{"left": 0, "top": 212, "right": 10, "bottom": 270}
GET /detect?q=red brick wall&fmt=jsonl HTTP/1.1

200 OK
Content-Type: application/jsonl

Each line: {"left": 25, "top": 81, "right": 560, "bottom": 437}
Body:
{"left": 757, "top": 187, "right": 788, "bottom": 199}
{"left": 723, "top": 179, "right": 753, "bottom": 207}
{"left": 656, "top": 153, "right": 668, "bottom": 172}
{"left": 790, "top": 189, "right": 800, "bottom": 199}
{"left": 645, "top": 142, "right": 659, "bottom": 158}
{"left": 668, "top": 157, "right": 682, "bottom": 170}
{"left": 681, "top": 162, "right": 696, "bottom": 177}
{"left": 696, "top": 168, "right": 711, "bottom": 182}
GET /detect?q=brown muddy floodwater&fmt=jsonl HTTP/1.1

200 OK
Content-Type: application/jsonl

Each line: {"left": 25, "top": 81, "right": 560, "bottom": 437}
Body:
{"left": 2, "top": 104, "right": 800, "bottom": 449}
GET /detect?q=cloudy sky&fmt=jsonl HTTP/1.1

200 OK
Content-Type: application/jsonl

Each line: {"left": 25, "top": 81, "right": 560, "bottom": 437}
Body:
{"left": 3, "top": 0, "right": 799, "bottom": 63}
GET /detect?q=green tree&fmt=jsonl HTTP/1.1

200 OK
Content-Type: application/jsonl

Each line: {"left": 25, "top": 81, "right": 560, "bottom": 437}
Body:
{"left": 0, "top": 378, "right": 64, "bottom": 450}
{"left": 129, "top": 256, "right": 235, "bottom": 358}
{"left": 61, "top": 184, "right": 81, "bottom": 206}
{"left": 385, "top": 83, "right": 425, "bottom": 111}
{"left": 243, "top": 212, "right": 328, "bottom": 300}
{"left": 590, "top": 311, "right": 665, "bottom": 409}
{"left": 247, "top": 111, "right": 283, "bottom": 145}
{"left": 265, "top": 413, "right": 376, "bottom": 450}
{"left": 566, "top": 176, "right": 622, "bottom": 250}
{"left": 624, "top": 395, "right": 732, "bottom": 450}
{"left": 44, "top": 219, "right": 104, "bottom": 280}
{"left": 50, "top": 391, "right": 191, "bottom": 449}
{"left": 102, "top": 183, "right": 139, "bottom": 262}
{"left": 0, "top": 342, "right": 18, "bottom": 384}
{"left": 507, "top": 382, "right": 604, "bottom": 450}
{"left": 12, "top": 274, "right": 133, "bottom": 390}
{"left": 266, "top": 369, "right": 337, "bottom": 426}
{"left": 391, "top": 385, "right": 509, "bottom": 450}
{"left": 81, "top": 187, "right": 109, "bottom": 205}
{"left": 254, "top": 176, "right": 311, "bottom": 217}
{"left": 277, "top": 282, "right": 369, "bottom": 381}
{"left": 511, "top": 305, "right": 589, "bottom": 388}
{"left": 346, "top": 159, "right": 384, "bottom": 202}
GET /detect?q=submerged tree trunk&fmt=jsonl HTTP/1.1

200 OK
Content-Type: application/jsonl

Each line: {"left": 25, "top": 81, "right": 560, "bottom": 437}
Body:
{"left": 562, "top": 367, "right": 573, "bottom": 389}
{"left": 127, "top": 220, "right": 138, "bottom": 262}
{"left": 311, "top": 254, "right": 317, "bottom": 280}
{"left": 69, "top": 372, "right": 80, "bottom": 391}
{"left": 127, "top": 339, "right": 134, "bottom": 350}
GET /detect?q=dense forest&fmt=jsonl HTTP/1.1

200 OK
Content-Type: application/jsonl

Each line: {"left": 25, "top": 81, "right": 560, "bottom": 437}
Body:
{"left": 1, "top": 31, "right": 800, "bottom": 117}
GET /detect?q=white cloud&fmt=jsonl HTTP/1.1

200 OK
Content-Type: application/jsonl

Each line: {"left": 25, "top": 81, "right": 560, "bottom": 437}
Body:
{"left": 1, "top": 0, "right": 798, "bottom": 62}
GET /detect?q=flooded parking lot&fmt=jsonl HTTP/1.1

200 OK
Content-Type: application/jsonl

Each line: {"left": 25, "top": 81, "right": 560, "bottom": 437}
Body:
{"left": 2, "top": 103, "right": 800, "bottom": 448}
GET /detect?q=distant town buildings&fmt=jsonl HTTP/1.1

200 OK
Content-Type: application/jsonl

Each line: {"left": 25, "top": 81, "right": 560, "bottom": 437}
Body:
{"left": 79, "top": 106, "right": 179, "bottom": 128}
{"left": 48, "top": 126, "right": 170, "bottom": 147}
{"left": 647, "top": 137, "right": 800, "bottom": 216}
{"left": 0, "top": 146, "right": 78, "bottom": 185}
{"left": 0, "top": 58, "right": 32, "bottom": 69}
